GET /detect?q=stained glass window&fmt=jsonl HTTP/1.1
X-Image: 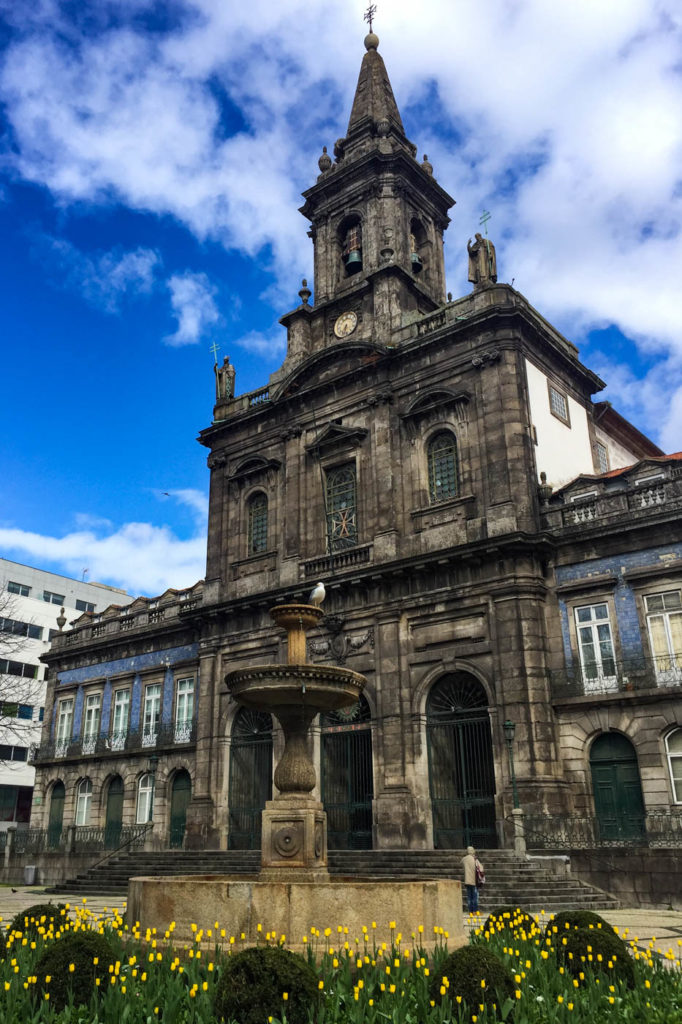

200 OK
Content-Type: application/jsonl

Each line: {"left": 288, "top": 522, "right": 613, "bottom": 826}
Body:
{"left": 325, "top": 464, "right": 358, "bottom": 550}
{"left": 427, "top": 432, "right": 458, "bottom": 503}
{"left": 248, "top": 494, "right": 268, "bottom": 554}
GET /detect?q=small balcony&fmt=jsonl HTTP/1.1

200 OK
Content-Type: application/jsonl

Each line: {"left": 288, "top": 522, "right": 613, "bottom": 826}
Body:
{"left": 549, "top": 654, "right": 682, "bottom": 701}
{"left": 34, "top": 722, "right": 197, "bottom": 764}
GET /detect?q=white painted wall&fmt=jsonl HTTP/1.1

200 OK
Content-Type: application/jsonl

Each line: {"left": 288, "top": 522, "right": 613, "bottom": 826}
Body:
{"left": 525, "top": 358, "right": 594, "bottom": 489}
{"left": 594, "top": 425, "right": 639, "bottom": 473}
{"left": 0, "top": 559, "right": 134, "bottom": 826}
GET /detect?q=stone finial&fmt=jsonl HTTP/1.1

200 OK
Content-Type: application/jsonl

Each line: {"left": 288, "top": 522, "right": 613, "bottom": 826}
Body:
{"left": 375, "top": 118, "right": 390, "bottom": 138}
{"left": 364, "top": 31, "right": 379, "bottom": 50}
{"left": 56, "top": 607, "right": 67, "bottom": 632}
{"left": 298, "top": 279, "right": 312, "bottom": 305}
{"left": 447, "top": 292, "right": 453, "bottom": 302}
{"left": 538, "top": 471, "right": 553, "bottom": 505}
{"left": 421, "top": 154, "right": 433, "bottom": 175}
{"left": 318, "top": 145, "right": 332, "bottom": 173}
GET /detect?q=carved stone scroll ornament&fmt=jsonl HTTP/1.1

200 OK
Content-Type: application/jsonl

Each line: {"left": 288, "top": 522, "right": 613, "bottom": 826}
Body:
{"left": 206, "top": 451, "right": 227, "bottom": 470}
{"left": 308, "top": 618, "right": 375, "bottom": 666}
{"left": 471, "top": 349, "right": 501, "bottom": 369}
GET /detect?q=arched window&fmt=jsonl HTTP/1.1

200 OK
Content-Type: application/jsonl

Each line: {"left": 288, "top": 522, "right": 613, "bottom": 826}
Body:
{"left": 136, "top": 773, "right": 154, "bottom": 824}
{"left": 666, "top": 729, "right": 682, "bottom": 803}
{"left": 75, "top": 778, "right": 92, "bottom": 826}
{"left": 410, "top": 218, "right": 427, "bottom": 274}
{"left": 247, "top": 493, "right": 268, "bottom": 555}
{"left": 428, "top": 432, "right": 458, "bottom": 503}
{"left": 325, "top": 464, "right": 357, "bottom": 550}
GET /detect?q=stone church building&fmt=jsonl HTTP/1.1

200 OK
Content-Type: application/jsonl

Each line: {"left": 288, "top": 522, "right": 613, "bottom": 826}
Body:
{"left": 32, "top": 33, "right": 682, "bottom": 857}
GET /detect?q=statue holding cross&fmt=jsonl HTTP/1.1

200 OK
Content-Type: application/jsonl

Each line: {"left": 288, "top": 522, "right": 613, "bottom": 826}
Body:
{"left": 214, "top": 354, "right": 236, "bottom": 402}
{"left": 467, "top": 214, "right": 497, "bottom": 290}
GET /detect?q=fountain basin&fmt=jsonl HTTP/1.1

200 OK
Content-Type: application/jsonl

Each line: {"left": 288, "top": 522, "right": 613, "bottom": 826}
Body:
{"left": 226, "top": 663, "right": 366, "bottom": 715}
{"left": 127, "top": 874, "right": 464, "bottom": 953}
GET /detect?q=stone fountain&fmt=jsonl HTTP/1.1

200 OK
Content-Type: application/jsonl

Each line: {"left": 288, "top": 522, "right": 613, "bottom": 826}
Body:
{"left": 127, "top": 604, "right": 463, "bottom": 950}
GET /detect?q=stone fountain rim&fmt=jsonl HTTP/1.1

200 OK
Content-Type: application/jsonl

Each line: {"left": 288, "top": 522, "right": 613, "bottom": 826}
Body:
{"left": 226, "top": 664, "right": 366, "bottom": 687}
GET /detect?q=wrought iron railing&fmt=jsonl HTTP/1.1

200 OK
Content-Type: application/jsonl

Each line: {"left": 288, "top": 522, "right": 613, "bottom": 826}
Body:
{"left": 34, "top": 721, "right": 197, "bottom": 762}
{"left": 523, "top": 811, "right": 682, "bottom": 850}
{"left": 9, "top": 823, "right": 151, "bottom": 856}
{"left": 549, "top": 654, "right": 682, "bottom": 700}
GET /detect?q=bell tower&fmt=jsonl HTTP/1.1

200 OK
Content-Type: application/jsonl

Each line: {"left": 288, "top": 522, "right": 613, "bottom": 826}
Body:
{"left": 278, "top": 32, "right": 455, "bottom": 372}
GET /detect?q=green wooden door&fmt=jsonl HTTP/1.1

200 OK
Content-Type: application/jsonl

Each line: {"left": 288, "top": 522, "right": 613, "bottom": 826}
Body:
{"left": 169, "top": 771, "right": 191, "bottom": 849}
{"left": 590, "top": 733, "right": 645, "bottom": 841}
{"left": 105, "top": 777, "right": 124, "bottom": 848}
{"left": 47, "top": 781, "right": 65, "bottom": 849}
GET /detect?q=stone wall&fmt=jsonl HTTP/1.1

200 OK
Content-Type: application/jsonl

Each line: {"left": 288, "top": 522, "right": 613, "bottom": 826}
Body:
{"left": 569, "top": 848, "right": 682, "bottom": 910}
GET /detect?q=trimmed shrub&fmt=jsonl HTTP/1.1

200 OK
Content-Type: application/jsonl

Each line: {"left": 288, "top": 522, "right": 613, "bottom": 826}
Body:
{"left": 34, "top": 928, "right": 116, "bottom": 1011}
{"left": 429, "top": 944, "right": 516, "bottom": 1017}
{"left": 483, "top": 905, "right": 534, "bottom": 936}
{"left": 545, "top": 909, "right": 617, "bottom": 946}
{"left": 5, "top": 902, "right": 68, "bottom": 945}
{"left": 213, "top": 945, "right": 320, "bottom": 1024}
{"left": 557, "top": 927, "right": 634, "bottom": 989}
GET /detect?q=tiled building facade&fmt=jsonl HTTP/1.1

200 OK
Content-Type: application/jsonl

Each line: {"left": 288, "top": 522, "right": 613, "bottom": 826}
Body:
{"left": 31, "top": 35, "right": 681, "bottom": 856}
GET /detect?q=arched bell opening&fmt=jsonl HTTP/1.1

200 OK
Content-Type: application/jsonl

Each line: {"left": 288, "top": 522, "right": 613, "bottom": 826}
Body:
{"left": 320, "top": 695, "right": 373, "bottom": 849}
{"left": 426, "top": 673, "right": 497, "bottom": 849}
{"left": 338, "top": 215, "right": 363, "bottom": 277}
{"left": 409, "top": 217, "right": 428, "bottom": 276}
{"left": 227, "top": 709, "right": 273, "bottom": 850}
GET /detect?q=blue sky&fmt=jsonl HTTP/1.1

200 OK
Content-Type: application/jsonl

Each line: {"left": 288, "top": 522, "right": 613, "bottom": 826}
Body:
{"left": 1, "top": 0, "right": 681, "bottom": 596}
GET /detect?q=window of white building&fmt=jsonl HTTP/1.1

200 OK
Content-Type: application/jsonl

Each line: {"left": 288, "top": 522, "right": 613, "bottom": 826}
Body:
{"left": 82, "top": 693, "right": 101, "bottom": 754}
{"left": 111, "top": 689, "right": 130, "bottom": 750}
{"left": 136, "top": 773, "right": 154, "bottom": 823}
{"left": 56, "top": 698, "right": 74, "bottom": 756}
{"left": 175, "top": 678, "right": 194, "bottom": 742}
{"left": 645, "top": 591, "right": 682, "bottom": 684}
{"left": 143, "top": 684, "right": 161, "bottom": 746}
{"left": 75, "top": 778, "right": 92, "bottom": 825}
{"left": 574, "top": 603, "right": 617, "bottom": 691}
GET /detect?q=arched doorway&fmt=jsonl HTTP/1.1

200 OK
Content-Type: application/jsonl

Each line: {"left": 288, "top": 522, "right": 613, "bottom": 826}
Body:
{"left": 321, "top": 696, "right": 373, "bottom": 849}
{"left": 105, "top": 776, "right": 124, "bottom": 848}
{"left": 228, "top": 709, "right": 273, "bottom": 849}
{"left": 47, "top": 781, "right": 65, "bottom": 849}
{"left": 169, "top": 770, "right": 192, "bottom": 849}
{"left": 426, "top": 673, "right": 497, "bottom": 849}
{"left": 590, "top": 733, "right": 645, "bottom": 840}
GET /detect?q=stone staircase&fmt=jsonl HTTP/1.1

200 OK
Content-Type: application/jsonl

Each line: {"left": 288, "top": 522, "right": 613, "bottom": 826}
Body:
{"left": 46, "top": 848, "right": 618, "bottom": 912}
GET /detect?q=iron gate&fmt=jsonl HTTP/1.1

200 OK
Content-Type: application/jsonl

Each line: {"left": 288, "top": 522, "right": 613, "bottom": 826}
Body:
{"left": 321, "top": 697, "right": 373, "bottom": 849}
{"left": 426, "top": 674, "right": 497, "bottom": 849}
{"left": 228, "top": 709, "right": 273, "bottom": 850}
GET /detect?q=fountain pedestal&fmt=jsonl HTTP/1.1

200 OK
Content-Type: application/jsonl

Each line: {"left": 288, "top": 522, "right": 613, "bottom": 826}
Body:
{"left": 226, "top": 604, "right": 365, "bottom": 880}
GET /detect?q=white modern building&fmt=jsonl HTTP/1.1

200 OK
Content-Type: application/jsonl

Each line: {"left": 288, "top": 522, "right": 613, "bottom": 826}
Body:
{"left": 0, "top": 558, "right": 132, "bottom": 829}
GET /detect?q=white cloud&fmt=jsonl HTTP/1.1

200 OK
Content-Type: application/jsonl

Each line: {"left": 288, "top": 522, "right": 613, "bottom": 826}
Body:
{"left": 38, "top": 237, "right": 160, "bottom": 312}
{"left": 164, "top": 271, "right": 220, "bottom": 345}
{"left": 153, "top": 488, "right": 209, "bottom": 525}
{"left": 233, "top": 325, "right": 287, "bottom": 358}
{"left": 0, "top": 518, "right": 206, "bottom": 597}
{"left": 1, "top": 0, "right": 682, "bottom": 438}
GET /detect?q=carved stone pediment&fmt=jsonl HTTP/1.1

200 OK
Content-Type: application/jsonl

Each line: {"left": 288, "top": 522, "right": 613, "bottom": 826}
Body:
{"left": 229, "top": 456, "right": 282, "bottom": 485}
{"left": 401, "top": 388, "right": 470, "bottom": 424}
{"left": 306, "top": 422, "right": 368, "bottom": 458}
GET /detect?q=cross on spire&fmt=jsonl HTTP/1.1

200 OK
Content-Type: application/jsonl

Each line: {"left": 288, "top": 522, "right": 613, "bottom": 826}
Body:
{"left": 209, "top": 340, "right": 220, "bottom": 364}
{"left": 364, "top": 3, "right": 377, "bottom": 33}
{"left": 479, "top": 210, "right": 491, "bottom": 235}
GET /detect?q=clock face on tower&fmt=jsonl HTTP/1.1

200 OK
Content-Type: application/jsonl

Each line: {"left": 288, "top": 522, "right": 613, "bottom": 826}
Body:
{"left": 333, "top": 311, "right": 358, "bottom": 338}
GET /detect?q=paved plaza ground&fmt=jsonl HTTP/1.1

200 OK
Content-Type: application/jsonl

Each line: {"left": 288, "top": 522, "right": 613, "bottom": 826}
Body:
{"left": 1, "top": 885, "right": 682, "bottom": 962}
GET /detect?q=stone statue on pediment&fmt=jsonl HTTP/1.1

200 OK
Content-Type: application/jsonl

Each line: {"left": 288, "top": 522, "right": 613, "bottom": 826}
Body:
{"left": 214, "top": 356, "right": 236, "bottom": 401}
{"left": 467, "top": 233, "right": 497, "bottom": 289}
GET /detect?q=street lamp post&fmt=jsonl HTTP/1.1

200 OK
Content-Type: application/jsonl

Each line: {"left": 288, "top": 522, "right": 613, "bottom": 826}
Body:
{"left": 148, "top": 753, "right": 159, "bottom": 823}
{"left": 503, "top": 720, "right": 520, "bottom": 810}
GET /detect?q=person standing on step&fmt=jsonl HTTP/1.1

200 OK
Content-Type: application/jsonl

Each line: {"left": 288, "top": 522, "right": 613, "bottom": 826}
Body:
{"left": 462, "top": 845, "right": 484, "bottom": 914}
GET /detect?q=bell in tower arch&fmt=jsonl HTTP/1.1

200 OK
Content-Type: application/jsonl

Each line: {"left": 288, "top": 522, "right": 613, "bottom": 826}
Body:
{"left": 342, "top": 223, "right": 363, "bottom": 275}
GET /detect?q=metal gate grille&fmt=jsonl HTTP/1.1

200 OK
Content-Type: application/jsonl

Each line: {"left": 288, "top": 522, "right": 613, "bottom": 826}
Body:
{"left": 228, "top": 709, "right": 273, "bottom": 850}
{"left": 427, "top": 674, "right": 497, "bottom": 849}
{"left": 321, "top": 699, "right": 373, "bottom": 849}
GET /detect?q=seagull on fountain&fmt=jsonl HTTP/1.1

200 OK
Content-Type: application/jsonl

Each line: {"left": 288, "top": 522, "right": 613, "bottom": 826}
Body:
{"left": 309, "top": 581, "right": 326, "bottom": 606}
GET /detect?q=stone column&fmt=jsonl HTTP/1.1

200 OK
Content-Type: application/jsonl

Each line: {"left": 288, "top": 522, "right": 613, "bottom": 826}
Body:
{"left": 184, "top": 645, "right": 219, "bottom": 849}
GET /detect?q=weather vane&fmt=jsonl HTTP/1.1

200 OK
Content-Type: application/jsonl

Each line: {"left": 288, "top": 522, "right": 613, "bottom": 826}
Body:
{"left": 364, "top": 3, "right": 377, "bottom": 33}
{"left": 209, "top": 340, "right": 220, "bottom": 365}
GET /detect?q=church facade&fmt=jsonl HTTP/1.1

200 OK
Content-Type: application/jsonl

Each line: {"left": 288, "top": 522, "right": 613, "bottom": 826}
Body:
{"left": 32, "top": 34, "right": 682, "bottom": 856}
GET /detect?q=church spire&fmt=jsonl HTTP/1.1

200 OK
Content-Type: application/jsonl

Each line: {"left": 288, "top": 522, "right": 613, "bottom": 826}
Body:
{"left": 346, "top": 32, "right": 405, "bottom": 140}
